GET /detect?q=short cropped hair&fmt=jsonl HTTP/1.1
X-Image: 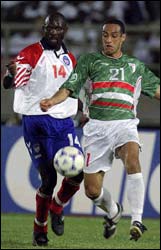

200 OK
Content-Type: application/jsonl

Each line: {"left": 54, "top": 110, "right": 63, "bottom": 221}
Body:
{"left": 44, "top": 12, "right": 68, "bottom": 27}
{"left": 103, "top": 19, "right": 126, "bottom": 34}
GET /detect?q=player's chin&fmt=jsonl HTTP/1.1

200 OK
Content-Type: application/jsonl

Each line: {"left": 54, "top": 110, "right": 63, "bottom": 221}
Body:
{"left": 47, "top": 39, "right": 61, "bottom": 49}
{"left": 105, "top": 49, "right": 114, "bottom": 56}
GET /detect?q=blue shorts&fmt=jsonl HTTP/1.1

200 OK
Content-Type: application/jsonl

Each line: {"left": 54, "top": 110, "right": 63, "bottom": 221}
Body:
{"left": 22, "top": 115, "right": 82, "bottom": 169}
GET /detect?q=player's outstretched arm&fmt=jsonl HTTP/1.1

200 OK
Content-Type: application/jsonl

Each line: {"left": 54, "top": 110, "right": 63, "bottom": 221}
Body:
{"left": 154, "top": 85, "right": 160, "bottom": 100}
{"left": 40, "top": 88, "right": 71, "bottom": 112}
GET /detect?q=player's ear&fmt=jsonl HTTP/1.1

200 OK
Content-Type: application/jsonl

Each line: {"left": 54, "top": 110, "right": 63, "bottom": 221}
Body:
{"left": 64, "top": 25, "right": 68, "bottom": 34}
{"left": 42, "top": 25, "right": 45, "bottom": 33}
{"left": 122, "top": 33, "right": 126, "bottom": 42}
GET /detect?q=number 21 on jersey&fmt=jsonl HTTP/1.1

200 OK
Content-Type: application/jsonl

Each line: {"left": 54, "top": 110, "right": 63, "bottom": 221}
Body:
{"left": 109, "top": 68, "right": 125, "bottom": 81}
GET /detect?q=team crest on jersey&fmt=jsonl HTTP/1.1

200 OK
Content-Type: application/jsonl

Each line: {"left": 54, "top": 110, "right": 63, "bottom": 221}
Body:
{"left": 70, "top": 73, "right": 77, "bottom": 82}
{"left": 128, "top": 63, "right": 136, "bottom": 73}
{"left": 63, "top": 56, "right": 70, "bottom": 65}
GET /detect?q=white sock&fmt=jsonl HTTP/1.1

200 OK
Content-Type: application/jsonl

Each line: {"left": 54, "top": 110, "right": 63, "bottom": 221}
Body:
{"left": 93, "top": 188, "right": 118, "bottom": 218}
{"left": 127, "top": 173, "right": 145, "bottom": 224}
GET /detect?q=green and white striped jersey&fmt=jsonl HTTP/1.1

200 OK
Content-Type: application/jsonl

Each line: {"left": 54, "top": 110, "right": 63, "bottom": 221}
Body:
{"left": 61, "top": 52, "right": 160, "bottom": 121}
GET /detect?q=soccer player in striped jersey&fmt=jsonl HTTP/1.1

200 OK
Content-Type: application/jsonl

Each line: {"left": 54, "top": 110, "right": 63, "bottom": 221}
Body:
{"left": 3, "top": 12, "right": 84, "bottom": 246}
{"left": 40, "top": 19, "right": 160, "bottom": 241}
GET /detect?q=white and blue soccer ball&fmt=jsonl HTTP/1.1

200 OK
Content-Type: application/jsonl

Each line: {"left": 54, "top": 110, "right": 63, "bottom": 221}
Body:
{"left": 53, "top": 146, "right": 84, "bottom": 177}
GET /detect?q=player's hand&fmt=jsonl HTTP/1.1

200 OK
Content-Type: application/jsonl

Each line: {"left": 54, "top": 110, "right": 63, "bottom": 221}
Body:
{"left": 40, "top": 88, "right": 70, "bottom": 111}
{"left": 40, "top": 98, "right": 54, "bottom": 112}
{"left": 6, "top": 61, "right": 17, "bottom": 76}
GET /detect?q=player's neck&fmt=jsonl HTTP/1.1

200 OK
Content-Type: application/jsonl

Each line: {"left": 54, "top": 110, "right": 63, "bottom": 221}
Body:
{"left": 102, "top": 51, "right": 123, "bottom": 59}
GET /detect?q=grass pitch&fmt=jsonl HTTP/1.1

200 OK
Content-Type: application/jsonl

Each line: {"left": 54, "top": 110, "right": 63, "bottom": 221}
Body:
{"left": 1, "top": 213, "right": 160, "bottom": 249}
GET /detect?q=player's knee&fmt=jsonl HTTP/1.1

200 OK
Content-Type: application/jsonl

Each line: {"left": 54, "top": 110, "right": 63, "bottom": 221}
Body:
{"left": 69, "top": 171, "right": 84, "bottom": 184}
{"left": 39, "top": 186, "right": 53, "bottom": 196}
{"left": 40, "top": 174, "right": 57, "bottom": 195}
{"left": 38, "top": 164, "right": 57, "bottom": 195}
{"left": 84, "top": 185, "right": 100, "bottom": 200}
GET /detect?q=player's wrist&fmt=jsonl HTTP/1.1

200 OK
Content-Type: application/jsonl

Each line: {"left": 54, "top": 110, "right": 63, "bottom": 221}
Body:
{"left": 49, "top": 98, "right": 57, "bottom": 106}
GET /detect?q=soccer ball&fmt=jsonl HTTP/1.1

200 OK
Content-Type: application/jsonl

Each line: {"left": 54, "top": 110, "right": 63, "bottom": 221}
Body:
{"left": 53, "top": 146, "right": 84, "bottom": 177}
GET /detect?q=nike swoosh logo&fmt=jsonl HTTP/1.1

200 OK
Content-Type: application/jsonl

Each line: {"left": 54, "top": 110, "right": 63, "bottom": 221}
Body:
{"left": 17, "top": 55, "right": 24, "bottom": 60}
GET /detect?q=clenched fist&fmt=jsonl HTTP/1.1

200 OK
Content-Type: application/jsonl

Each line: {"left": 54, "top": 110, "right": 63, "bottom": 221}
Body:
{"left": 40, "top": 98, "right": 55, "bottom": 112}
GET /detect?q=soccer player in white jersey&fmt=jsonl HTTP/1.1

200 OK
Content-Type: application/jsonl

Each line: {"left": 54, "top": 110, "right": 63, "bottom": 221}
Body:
{"left": 39, "top": 19, "right": 160, "bottom": 241}
{"left": 3, "top": 12, "right": 84, "bottom": 246}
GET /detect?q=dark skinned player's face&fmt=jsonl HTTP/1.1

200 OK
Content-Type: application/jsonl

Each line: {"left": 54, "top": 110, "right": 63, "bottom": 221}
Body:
{"left": 43, "top": 16, "right": 68, "bottom": 50}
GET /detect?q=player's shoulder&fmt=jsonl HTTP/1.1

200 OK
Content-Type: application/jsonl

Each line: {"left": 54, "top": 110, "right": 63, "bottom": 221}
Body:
{"left": 17, "top": 42, "right": 43, "bottom": 66}
{"left": 123, "top": 54, "right": 143, "bottom": 65}
{"left": 19, "top": 42, "right": 43, "bottom": 55}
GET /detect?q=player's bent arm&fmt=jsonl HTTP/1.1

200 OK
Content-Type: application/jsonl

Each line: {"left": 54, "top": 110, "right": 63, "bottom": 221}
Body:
{"left": 3, "top": 75, "right": 15, "bottom": 89}
{"left": 40, "top": 88, "right": 71, "bottom": 112}
{"left": 154, "top": 85, "right": 160, "bottom": 100}
{"left": 3, "top": 62, "right": 17, "bottom": 89}
{"left": 51, "top": 88, "right": 71, "bottom": 104}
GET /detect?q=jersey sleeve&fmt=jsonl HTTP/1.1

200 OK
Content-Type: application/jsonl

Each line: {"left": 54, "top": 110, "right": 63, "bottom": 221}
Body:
{"left": 14, "top": 50, "right": 32, "bottom": 88}
{"left": 60, "top": 54, "right": 90, "bottom": 98}
{"left": 14, "top": 43, "right": 42, "bottom": 88}
{"left": 140, "top": 63, "right": 160, "bottom": 98}
{"left": 68, "top": 52, "right": 77, "bottom": 68}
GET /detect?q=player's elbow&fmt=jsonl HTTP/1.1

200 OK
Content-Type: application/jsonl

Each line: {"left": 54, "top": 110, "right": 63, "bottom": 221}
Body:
{"left": 59, "top": 88, "right": 71, "bottom": 100}
{"left": 61, "top": 88, "right": 71, "bottom": 96}
{"left": 3, "top": 77, "right": 13, "bottom": 89}
{"left": 154, "top": 85, "right": 160, "bottom": 100}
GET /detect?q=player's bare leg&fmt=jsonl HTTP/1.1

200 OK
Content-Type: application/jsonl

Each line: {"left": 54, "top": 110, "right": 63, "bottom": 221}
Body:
{"left": 116, "top": 142, "right": 147, "bottom": 240}
{"left": 84, "top": 172, "right": 123, "bottom": 239}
